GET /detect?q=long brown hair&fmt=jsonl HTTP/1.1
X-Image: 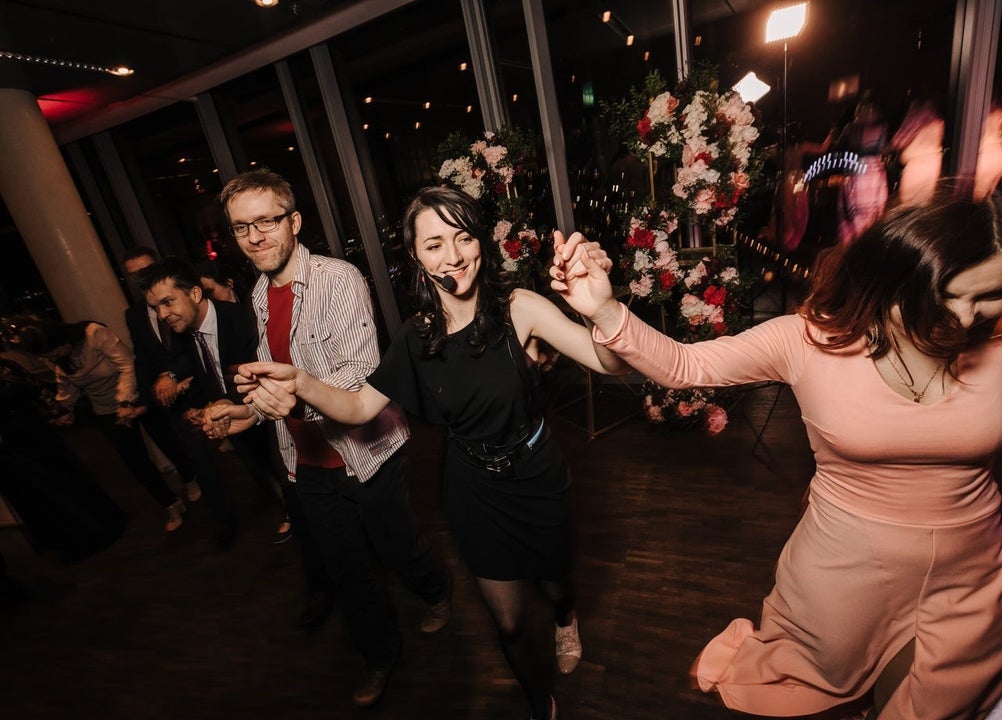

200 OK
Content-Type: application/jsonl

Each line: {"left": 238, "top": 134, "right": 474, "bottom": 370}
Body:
{"left": 802, "top": 190, "right": 1002, "bottom": 360}
{"left": 401, "top": 186, "right": 514, "bottom": 357}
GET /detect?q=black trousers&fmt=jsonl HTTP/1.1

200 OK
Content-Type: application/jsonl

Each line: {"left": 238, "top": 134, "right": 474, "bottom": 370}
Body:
{"left": 167, "top": 411, "right": 235, "bottom": 530}
{"left": 295, "top": 448, "right": 447, "bottom": 670}
{"left": 138, "top": 403, "right": 198, "bottom": 482}
{"left": 94, "top": 413, "right": 176, "bottom": 508}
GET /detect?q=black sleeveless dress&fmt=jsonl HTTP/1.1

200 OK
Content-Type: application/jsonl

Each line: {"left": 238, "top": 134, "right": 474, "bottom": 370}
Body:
{"left": 367, "top": 320, "right": 572, "bottom": 581}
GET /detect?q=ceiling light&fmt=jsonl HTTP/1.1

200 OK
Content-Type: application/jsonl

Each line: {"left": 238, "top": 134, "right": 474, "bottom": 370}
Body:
{"left": 364, "top": 96, "right": 373, "bottom": 104}
{"left": 626, "top": 35, "right": 635, "bottom": 46}
{"left": 602, "top": 10, "right": 611, "bottom": 23}
{"left": 254, "top": 0, "right": 279, "bottom": 7}
{"left": 414, "top": 122, "right": 421, "bottom": 129}
{"left": 466, "top": 105, "right": 473, "bottom": 113}
{"left": 0, "top": 50, "right": 134, "bottom": 77}
{"left": 459, "top": 62, "right": 468, "bottom": 71}
{"left": 424, "top": 101, "right": 431, "bottom": 109}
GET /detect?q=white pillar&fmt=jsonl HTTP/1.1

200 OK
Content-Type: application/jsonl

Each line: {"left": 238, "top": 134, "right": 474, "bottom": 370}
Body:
{"left": 0, "top": 88, "right": 129, "bottom": 343}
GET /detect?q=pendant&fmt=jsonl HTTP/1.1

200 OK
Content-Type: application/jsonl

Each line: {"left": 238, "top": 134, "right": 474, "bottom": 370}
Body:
{"left": 913, "top": 396, "right": 920, "bottom": 403}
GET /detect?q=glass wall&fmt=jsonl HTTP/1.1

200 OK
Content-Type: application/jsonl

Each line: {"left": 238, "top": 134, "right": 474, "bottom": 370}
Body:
{"left": 537, "top": 1, "right": 681, "bottom": 244}
{"left": 111, "top": 101, "right": 223, "bottom": 261}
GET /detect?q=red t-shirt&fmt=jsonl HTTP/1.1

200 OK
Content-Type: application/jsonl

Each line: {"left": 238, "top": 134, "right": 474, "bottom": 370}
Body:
{"left": 266, "top": 282, "right": 345, "bottom": 469}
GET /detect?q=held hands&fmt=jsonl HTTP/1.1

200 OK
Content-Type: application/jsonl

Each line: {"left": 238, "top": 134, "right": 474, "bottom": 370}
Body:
{"left": 235, "top": 361, "right": 301, "bottom": 421}
{"left": 549, "top": 230, "right": 620, "bottom": 323}
{"left": 153, "top": 374, "right": 192, "bottom": 406}
{"left": 202, "top": 401, "right": 257, "bottom": 439}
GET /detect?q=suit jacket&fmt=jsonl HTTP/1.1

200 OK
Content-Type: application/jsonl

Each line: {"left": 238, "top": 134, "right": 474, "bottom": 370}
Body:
{"left": 124, "top": 303, "right": 196, "bottom": 407}
{"left": 186, "top": 299, "right": 259, "bottom": 406}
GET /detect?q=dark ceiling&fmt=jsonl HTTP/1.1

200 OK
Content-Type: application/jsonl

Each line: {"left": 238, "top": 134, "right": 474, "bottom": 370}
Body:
{"left": 0, "top": 0, "right": 773, "bottom": 138}
{"left": 0, "top": 0, "right": 347, "bottom": 128}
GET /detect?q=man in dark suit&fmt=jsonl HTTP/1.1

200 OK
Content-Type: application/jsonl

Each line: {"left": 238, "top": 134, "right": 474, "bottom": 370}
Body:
{"left": 139, "top": 257, "right": 292, "bottom": 549}
{"left": 122, "top": 247, "right": 203, "bottom": 527}
{"left": 135, "top": 256, "right": 249, "bottom": 548}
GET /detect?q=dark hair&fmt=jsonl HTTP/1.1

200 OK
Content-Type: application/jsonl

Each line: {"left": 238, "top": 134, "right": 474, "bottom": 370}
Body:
{"left": 802, "top": 188, "right": 1002, "bottom": 361}
{"left": 219, "top": 168, "right": 296, "bottom": 216}
{"left": 136, "top": 257, "right": 201, "bottom": 295}
{"left": 122, "top": 245, "right": 158, "bottom": 265}
{"left": 401, "top": 186, "right": 514, "bottom": 357}
{"left": 17, "top": 318, "right": 96, "bottom": 374}
{"left": 194, "top": 259, "right": 247, "bottom": 301}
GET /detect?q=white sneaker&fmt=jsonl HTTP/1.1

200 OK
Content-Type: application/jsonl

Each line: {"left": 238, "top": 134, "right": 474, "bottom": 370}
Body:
{"left": 555, "top": 615, "right": 581, "bottom": 675}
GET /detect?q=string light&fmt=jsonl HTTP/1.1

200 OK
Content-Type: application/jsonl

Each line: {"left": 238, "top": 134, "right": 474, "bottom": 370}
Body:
{"left": 0, "top": 50, "right": 133, "bottom": 76}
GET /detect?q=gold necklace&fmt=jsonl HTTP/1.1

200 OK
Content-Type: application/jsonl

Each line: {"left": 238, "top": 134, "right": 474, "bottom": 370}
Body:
{"left": 887, "top": 350, "right": 944, "bottom": 403}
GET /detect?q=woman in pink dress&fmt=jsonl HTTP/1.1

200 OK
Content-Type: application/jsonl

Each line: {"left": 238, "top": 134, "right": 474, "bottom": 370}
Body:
{"left": 551, "top": 191, "right": 1002, "bottom": 719}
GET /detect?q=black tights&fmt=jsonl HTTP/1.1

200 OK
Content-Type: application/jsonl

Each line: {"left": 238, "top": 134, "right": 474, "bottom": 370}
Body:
{"left": 475, "top": 577, "right": 576, "bottom": 719}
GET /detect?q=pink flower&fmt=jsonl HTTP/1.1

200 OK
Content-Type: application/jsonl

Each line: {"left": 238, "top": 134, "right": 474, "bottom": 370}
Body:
{"left": 677, "top": 401, "right": 694, "bottom": 417}
{"left": 704, "top": 404, "right": 728, "bottom": 435}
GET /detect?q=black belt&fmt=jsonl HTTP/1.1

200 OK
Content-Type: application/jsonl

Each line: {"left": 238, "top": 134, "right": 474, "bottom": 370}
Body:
{"left": 451, "top": 418, "right": 546, "bottom": 474}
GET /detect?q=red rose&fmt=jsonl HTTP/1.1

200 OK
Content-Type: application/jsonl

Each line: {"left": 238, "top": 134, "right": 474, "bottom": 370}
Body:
{"left": 658, "top": 271, "right": 676, "bottom": 290}
{"left": 503, "top": 238, "right": 523, "bottom": 259}
{"left": 637, "top": 114, "right": 653, "bottom": 143}
{"left": 712, "top": 321, "right": 729, "bottom": 335}
{"left": 529, "top": 235, "right": 541, "bottom": 254}
{"left": 703, "top": 285, "right": 727, "bottom": 306}
{"left": 627, "top": 227, "right": 656, "bottom": 249}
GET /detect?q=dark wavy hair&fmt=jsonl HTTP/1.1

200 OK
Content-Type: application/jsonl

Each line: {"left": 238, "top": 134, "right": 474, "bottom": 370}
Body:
{"left": 136, "top": 256, "right": 200, "bottom": 296}
{"left": 401, "top": 186, "right": 515, "bottom": 357}
{"left": 802, "top": 188, "right": 1002, "bottom": 361}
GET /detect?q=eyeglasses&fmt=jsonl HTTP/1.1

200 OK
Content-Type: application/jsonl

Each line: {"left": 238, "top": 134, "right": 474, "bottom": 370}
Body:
{"left": 227, "top": 212, "right": 291, "bottom": 238}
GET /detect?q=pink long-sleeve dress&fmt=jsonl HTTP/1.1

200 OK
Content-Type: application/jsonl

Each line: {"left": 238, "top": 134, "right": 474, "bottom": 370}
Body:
{"left": 596, "top": 307, "right": 1002, "bottom": 719}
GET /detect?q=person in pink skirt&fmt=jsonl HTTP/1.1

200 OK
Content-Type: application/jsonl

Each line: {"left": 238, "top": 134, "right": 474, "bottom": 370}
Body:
{"left": 551, "top": 189, "right": 1002, "bottom": 719}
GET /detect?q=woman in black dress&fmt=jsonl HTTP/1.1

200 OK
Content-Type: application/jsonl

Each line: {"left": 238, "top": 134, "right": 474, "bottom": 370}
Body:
{"left": 229, "top": 186, "right": 629, "bottom": 719}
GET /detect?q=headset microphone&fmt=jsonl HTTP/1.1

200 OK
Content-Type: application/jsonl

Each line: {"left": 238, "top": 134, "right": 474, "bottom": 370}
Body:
{"left": 429, "top": 273, "right": 458, "bottom": 293}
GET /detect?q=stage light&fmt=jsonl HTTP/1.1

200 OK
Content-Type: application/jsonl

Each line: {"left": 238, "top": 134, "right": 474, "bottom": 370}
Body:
{"left": 733, "top": 72, "right": 771, "bottom": 103}
{"left": 766, "top": 3, "right": 807, "bottom": 43}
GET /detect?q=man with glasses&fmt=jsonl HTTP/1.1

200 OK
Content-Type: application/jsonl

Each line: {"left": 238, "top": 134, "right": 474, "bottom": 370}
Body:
{"left": 210, "top": 169, "right": 451, "bottom": 708}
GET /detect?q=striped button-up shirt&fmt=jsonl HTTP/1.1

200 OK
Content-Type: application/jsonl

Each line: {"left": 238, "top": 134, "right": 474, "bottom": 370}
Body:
{"left": 250, "top": 245, "right": 409, "bottom": 482}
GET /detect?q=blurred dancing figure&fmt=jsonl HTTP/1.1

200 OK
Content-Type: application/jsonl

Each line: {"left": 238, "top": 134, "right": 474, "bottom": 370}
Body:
{"left": 836, "top": 97, "right": 889, "bottom": 245}
{"left": 890, "top": 101, "right": 944, "bottom": 207}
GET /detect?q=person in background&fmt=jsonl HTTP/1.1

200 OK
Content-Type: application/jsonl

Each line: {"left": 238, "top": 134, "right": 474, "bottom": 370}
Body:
{"left": 17, "top": 317, "right": 187, "bottom": 533}
{"left": 889, "top": 100, "right": 944, "bottom": 208}
{"left": 836, "top": 96, "right": 889, "bottom": 245}
{"left": 194, "top": 259, "right": 247, "bottom": 304}
{"left": 223, "top": 185, "right": 631, "bottom": 720}
{"left": 550, "top": 188, "right": 1002, "bottom": 719}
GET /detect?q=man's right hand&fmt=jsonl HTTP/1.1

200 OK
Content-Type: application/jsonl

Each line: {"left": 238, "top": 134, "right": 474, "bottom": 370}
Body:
{"left": 153, "top": 373, "right": 180, "bottom": 406}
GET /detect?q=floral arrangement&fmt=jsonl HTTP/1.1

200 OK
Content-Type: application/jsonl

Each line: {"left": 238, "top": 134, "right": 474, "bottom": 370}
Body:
{"left": 494, "top": 218, "right": 543, "bottom": 287}
{"left": 673, "top": 254, "right": 750, "bottom": 341}
{"left": 641, "top": 381, "right": 733, "bottom": 436}
{"left": 603, "top": 63, "right": 762, "bottom": 229}
{"left": 436, "top": 127, "right": 547, "bottom": 288}
{"left": 620, "top": 206, "right": 681, "bottom": 303}
{"left": 437, "top": 129, "right": 525, "bottom": 199}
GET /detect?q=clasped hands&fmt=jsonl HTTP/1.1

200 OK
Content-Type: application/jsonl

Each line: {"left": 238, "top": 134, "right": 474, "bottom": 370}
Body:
{"left": 200, "top": 363, "right": 302, "bottom": 439}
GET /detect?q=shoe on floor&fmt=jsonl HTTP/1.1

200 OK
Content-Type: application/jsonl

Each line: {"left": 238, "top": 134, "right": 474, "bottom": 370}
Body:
{"left": 165, "top": 499, "right": 186, "bottom": 533}
{"left": 273, "top": 520, "right": 293, "bottom": 544}
{"left": 419, "top": 577, "right": 452, "bottom": 633}
{"left": 352, "top": 668, "right": 390, "bottom": 707}
{"left": 555, "top": 615, "right": 581, "bottom": 675}
{"left": 185, "top": 480, "right": 201, "bottom": 502}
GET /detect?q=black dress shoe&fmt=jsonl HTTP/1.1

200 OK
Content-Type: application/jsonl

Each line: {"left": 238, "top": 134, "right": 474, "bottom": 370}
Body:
{"left": 299, "top": 590, "right": 335, "bottom": 632}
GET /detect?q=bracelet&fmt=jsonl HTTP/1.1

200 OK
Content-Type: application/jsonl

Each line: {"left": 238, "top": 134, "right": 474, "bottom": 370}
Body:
{"left": 160, "top": 371, "right": 177, "bottom": 381}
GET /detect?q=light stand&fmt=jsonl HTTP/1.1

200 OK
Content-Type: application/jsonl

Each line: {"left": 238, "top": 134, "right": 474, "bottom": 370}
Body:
{"left": 765, "top": 3, "right": 807, "bottom": 310}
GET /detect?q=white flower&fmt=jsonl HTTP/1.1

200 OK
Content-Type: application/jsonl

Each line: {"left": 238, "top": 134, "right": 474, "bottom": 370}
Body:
{"left": 647, "top": 92, "right": 678, "bottom": 125}
{"left": 718, "top": 266, "right": 739, "bottom": 283}
{"left": 679, "top": 294, "right": 707, "bottom": 323}
{"left": 502, "top": 257, "right": 520, "bottom": 273}
{"left": 633, "top": 250, "right": 653, "bottom": 271}
{"left": 684, "top": 263, "right": 707, "bottom": 288}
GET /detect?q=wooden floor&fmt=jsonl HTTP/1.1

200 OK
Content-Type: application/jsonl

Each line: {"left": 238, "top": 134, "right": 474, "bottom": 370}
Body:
{"left": 0, "top": 379, "right": 826, "bottom": 720}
